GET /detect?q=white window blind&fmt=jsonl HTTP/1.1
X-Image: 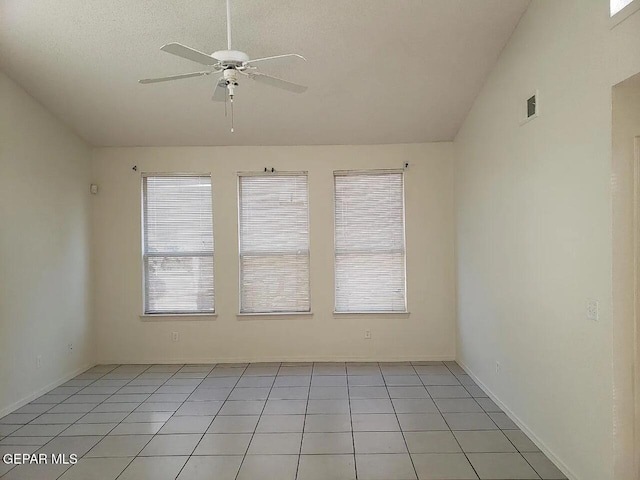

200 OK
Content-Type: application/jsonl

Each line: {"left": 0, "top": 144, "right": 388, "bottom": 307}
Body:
{"left": 238, "top": 174, "right": 310, "bottom": 313}
{"left": 142, "top": 175, "right": 214, "bottom": 314}
{"left": 334, "top": 171, "right": 406, "bottom": 313}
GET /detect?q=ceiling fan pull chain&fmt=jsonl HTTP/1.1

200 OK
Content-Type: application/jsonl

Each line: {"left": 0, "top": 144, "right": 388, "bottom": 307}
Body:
{"left": 230, "top": 97, "right": 235, "bottom": 133}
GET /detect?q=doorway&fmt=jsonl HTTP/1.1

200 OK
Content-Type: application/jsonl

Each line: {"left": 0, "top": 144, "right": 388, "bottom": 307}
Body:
{"left": 634, "top": 136, "right": 640, "bottom": 477}
{"left": 612, "top": 74, "right": 640, "bottom": 480}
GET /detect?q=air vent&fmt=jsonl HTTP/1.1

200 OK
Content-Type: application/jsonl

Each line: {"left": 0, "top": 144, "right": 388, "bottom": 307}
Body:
{"left": 527, "top": 94, "right": 537, "bottom": 118}
{"left": 521, "top": 90, "right": 539, "bottom": 125}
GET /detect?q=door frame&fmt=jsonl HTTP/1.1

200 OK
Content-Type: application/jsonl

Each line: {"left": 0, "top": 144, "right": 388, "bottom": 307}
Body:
{"left": 634, "top": 136, "right": 640, "bottom": 476}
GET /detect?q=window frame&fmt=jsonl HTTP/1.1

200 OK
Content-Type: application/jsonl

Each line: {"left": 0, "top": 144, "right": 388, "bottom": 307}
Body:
{"left": 610, "top": 0, "right": 640, "bottom": 27}
{"left": 333, "top": 169, "right": 408, "bottom": 314}
{"left": 141, "top": 172, "right": 215, "bottom": 317}
{"left": 236, "top": 171, "right": 312, "bottom": 315}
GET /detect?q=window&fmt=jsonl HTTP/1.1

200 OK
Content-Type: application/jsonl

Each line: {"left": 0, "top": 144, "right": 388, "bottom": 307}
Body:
{"left": 611, "top": 0, "right": 634, "bottom": 15}
{"left": 238, "top": 174, "right": 310, "bottom": 313}
{"left": 334, "top": 171, "right": 406, "bottom": 313}
{"left": 142, "top": 175, "right": 214, "bottom": 314}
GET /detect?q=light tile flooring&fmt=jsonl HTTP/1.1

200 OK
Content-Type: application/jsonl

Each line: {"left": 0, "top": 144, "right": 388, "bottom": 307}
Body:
{"left": 0, "top": 362, "right": 567, "bottom": 480}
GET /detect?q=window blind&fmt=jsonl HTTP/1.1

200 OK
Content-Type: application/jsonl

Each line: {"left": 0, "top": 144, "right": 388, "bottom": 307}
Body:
{"left": 142, "top": 175, "right": 214, "bottom": 314}
{"left": 334, "top": 171, "right": 406, "bottom": 313}
{"left": 238, "top": 174, "right": 310, "bottom": 313}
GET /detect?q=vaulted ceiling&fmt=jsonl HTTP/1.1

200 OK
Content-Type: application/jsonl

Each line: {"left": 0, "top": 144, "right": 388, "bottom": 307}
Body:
{"left": 0, "top": 0, "right": 529, "bottom": 146}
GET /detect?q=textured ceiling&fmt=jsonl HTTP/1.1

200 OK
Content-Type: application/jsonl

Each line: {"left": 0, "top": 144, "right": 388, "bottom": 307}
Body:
{"left": 0, "top": 0, "right": 529, "bottom": 146}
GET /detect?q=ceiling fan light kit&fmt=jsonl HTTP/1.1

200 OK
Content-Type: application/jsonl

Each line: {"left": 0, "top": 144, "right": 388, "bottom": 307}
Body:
{"left": 139, "top": 0, "right": 307, "bottom": 132}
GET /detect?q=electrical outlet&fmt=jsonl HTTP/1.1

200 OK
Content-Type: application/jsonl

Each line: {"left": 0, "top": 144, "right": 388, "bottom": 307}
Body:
{"left": 364, "top": 329, "right": 371, "bottom": 340}
{"left": 171, "top": 332, "right": 179, "bottom": 342}
{"left": 67, "top": 343, "right": 73, "bottom": 352}
{"left": 36, "top": 355, "right": 42, "bottom": 369}
{"left": 496, "top": 361, "right": 501, "bottom": 375}
{"left": 587, "top": 300, "right": 599, "bottom": 321}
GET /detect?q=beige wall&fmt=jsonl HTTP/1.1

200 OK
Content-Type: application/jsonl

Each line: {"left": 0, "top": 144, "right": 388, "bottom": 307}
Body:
{"left": 91, "top": 143, "right": 456, "bottom": 364}
{"left": 0, "top": 72, "right": 93, "bottom": 416}
{"left": 454, "top": 2, "right": 640, "bottom": 480}
{"left": 612, "top": 82, "right": 640, "bottom": 480}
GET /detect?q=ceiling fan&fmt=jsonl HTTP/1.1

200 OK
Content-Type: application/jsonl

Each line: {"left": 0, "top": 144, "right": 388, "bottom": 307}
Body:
{"left": 139, "top": 0, "right": 307, "bottom": 132}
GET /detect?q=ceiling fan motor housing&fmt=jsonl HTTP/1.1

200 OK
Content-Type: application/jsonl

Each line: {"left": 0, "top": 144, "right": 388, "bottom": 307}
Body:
{"left": 223, "top": 68, "right": 239, "bottom": 85}
{"left": 213, "top": 50, "right": 250, "bottom": 66}
{"left": 222, "top": 68, "right": 239, "bottom": 98}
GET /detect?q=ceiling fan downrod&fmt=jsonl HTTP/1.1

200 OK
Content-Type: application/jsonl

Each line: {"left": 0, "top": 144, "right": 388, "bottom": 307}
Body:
{"left": 226, "top": 0, "right": 232, "bottom": 50}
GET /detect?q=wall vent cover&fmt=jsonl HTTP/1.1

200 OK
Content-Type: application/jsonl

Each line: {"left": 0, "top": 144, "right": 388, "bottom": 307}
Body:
{"left": 521, "top": 90, "right": 539, "bottom": 125}
{"left": 527, "top": 94, "right": 537, "bottom": 118}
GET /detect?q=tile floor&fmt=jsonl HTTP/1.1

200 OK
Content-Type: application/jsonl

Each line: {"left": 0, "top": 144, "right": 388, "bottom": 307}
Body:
{"left": 0, "top": 361, "right": 567, "bottom": 479}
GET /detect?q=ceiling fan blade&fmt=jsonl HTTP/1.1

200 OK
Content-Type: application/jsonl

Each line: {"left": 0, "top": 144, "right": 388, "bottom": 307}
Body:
{"left": 212, "top": 80, "right": 227, "bottom": 102}
{"left": 247, "top": 72, "right": 307, "bottom": 93}
{"left": 160, "top": 43, "right": 218, "bottom": 65}
{"left": 243, "top": 53, "right": 306, "bottom": 67}
{"left": 139, "top": 71, "right": 211, "bottom": 84}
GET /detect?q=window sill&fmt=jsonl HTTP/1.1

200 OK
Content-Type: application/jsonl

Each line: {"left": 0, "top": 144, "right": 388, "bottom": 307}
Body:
{"left": 237, "top": 312, "right": 313, "bottom": 319}
{"left": 333, "top": 311, "right": 410, "bottom": 317}
{"left": 140, "top": 313, "right": 217, "bottom": 321}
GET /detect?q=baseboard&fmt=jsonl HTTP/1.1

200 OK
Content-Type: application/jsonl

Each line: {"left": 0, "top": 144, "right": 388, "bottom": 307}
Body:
{"left": 96, "top": 355, "right": 455, "bottom": 365}
{"left": 0, "top": 362, "right": 95, "bottom": 419}
{"left": 457, "top": 359, "right": 579, "bottom": 480}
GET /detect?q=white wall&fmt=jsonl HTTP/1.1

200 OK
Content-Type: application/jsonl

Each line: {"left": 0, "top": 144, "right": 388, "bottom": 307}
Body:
{"left": 612, "top": 81, "right": 640, "bottom": 480}
{"left": 454, "top": 2, "right": 640, "bottom": 480}
{"left": 0, "top": 72, "right": 93, "bottom": 417}
{"left": 91, "top": 143, "right": 456, "bottom": 364}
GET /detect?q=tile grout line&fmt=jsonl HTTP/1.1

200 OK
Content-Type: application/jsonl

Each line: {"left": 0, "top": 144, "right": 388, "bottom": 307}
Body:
{"left": 233, "top": 362, "right": 280, "bottom": 480}
{"left": 345, "top": 362, "right": 360, "bottom": 480}
{"left": 459, "top": 362, "right": 546, "bottom": 478}
{"left": 105, "top": 364, "right": 174, "bottom": 441}
{"left": 56, "top": 364, "right": 141, "bottom": 480}
{"left": 443, "top": 362, "right": 543, "bottom": 480}
{"left": 102, "top": 363, "right": 174, "bottom": 480}
{"left": 386, "top": 364, "right": 419, "bottom": 480}
{"left": 432, "top": 361, "right": 484, "bottom": 480}
{"left": 27, "top": 364, "right": 117, "bottom": 435}
{"left": 1, "top": 362, "right": 553, "bottom": 480}
{"left": 62, "top": 363, "right": 154, "bottom": 437}
{"left": 89, "top": 364, "right": 158, "bottom": 440}
{"left": 1, "top": 364, "right": 119, "bottom": 479}
{"left": 292, "top": 363, "right": 312, "bottom": 480}
{"left": 98, "top": 362, "right": 233, "bottom": 479}
{"left": 54, "top": 364, "right": 153, "bottom": 480}
{"left": 50, "top": 363, "right": 195, "bottom": 480}
{"left": 162, "top": 363, "right": 222, "bottom": 480}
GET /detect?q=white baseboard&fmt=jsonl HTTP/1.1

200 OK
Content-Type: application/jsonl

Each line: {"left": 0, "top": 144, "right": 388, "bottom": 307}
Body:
{"left": 0, "top": 363, "right": 95, "bottom": 419}
{"left": 96, "top": 355, "right": 455, "bottom": 365}
{"left": 457, "top": 359, "right": 579, "bottom": 480}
